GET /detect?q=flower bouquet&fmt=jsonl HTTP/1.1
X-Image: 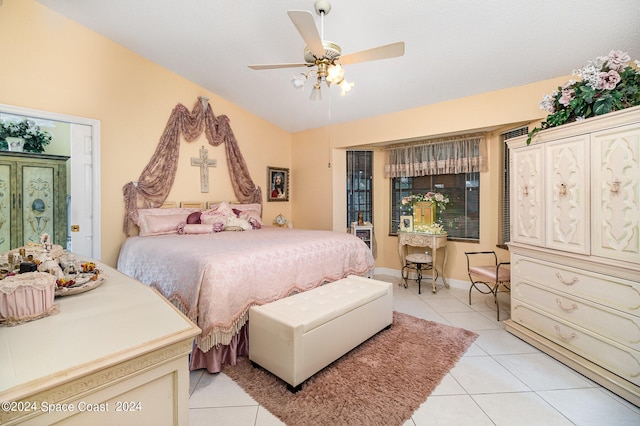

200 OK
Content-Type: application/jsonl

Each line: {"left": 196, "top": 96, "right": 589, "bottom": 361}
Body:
{"left": 413, "top": 222, "right": 445, "bottom": 234}
{"left": 401, "top": 191, "right": 450, "bottom": 212}
{"left": 528, "top": 50, "right": 640, "bottom": 144}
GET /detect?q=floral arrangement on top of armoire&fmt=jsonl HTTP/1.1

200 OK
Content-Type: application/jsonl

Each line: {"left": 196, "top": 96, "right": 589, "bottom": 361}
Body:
{"left": 528, "top": 50, "right": 640, "bottom": 144}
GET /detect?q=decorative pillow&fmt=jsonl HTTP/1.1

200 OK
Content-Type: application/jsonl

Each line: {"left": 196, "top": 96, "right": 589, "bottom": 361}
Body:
{"left": 178, "top": 223, "right": 214, "bottom": 235}
{"left": 224, "top": 216, "right": 253, "bottom": 231}
{"left": 201, "top": 211, "right": 230, "bottom": 225}
{"left": 231, "top": 203, "right": 263, "bottom": 229}
{"left": 186, "top": 211, "right": 202, "bottom": 224}
{"left": 201, "top": 202, "right": 236, "bottom": 225}
{"left": 136, "top": 208, "right": 199, "bottom": 236}
{"left": 231, "top": 203, "right": 262, "bottom": 215}
{"left": 232, "top": 208, "right": 261, "bottom": 228}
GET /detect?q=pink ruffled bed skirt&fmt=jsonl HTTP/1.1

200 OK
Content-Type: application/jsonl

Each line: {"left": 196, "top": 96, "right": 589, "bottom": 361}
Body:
{"left": 189, "top": 323, "right": 249, "bottom": 373}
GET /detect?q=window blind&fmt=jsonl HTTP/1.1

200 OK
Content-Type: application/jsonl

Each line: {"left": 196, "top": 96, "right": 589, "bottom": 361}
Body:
{"left": 500, "top": 126, "right": 528, "bottom": 245}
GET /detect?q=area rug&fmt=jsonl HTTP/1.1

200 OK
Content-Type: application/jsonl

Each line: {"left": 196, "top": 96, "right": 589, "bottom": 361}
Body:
{"left": 222, "top": 311, "right": 478, "bottom": 426}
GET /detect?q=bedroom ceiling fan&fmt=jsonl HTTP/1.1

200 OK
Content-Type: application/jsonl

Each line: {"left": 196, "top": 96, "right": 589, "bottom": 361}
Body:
{"left": 248, "top": 0, "right": 405, "bottom": 101}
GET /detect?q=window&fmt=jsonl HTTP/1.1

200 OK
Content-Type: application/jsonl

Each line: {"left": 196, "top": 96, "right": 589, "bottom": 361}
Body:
{"left": 385, "top": 134, "right": 485, "bottom": 240}
{"left": 346, "top": 151, "right": 373, "bottom": 228}
{"left": 499, "top": 127, "right": 528, "bottom": 246}
{"left": 390, "top": 173, "right": 479, "bottom": 239}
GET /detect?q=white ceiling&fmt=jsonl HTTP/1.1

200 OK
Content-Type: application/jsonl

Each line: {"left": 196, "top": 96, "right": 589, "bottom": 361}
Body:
{"left": 36, "top": 0, "right": 640, "bottom": 133}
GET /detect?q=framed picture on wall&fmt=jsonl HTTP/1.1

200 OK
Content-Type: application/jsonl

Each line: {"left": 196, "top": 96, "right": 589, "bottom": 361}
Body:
{"left": 399, "top": 215, "right": 413, "bottom": 232}
{"left": 267, "top": 167, "right": 289, "bottom": 202}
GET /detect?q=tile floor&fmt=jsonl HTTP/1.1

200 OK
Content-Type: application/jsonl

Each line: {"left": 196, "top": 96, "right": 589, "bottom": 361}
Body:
{"left": 189, "top": 274, "right": 640, "bottom": 425}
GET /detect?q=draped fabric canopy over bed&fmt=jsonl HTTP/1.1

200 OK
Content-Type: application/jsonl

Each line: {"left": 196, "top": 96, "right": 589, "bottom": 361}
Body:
{"left": 122, "top": 97, "right": 261, "bottom": 236}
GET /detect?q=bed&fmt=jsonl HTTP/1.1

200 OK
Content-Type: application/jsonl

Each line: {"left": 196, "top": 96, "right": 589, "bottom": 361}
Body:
{"left": 116, "top": 203, "right": 375, "bottom": 372}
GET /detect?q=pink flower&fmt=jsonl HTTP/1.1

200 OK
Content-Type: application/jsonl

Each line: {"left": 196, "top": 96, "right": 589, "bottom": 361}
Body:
{"left": 596, "top": 70, "right": 621, "bottom": 90}
{"left": 559, "top": 88, "right": 575, "bottom": 107}
{"left": 607, "top": 50, "right": 630, "bottom": 71}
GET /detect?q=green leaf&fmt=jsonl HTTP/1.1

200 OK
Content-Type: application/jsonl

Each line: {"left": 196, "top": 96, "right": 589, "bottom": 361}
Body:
{"left": 593, "top": 95, "right": 614, "bottom": 115}
{"left": 526, "top": 127, "right": 541, "bottom": 145}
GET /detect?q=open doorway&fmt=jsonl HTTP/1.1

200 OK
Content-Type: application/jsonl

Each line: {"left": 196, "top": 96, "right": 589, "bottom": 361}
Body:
{"left": 0, "top": 104, "right": 101, "bottom": 259}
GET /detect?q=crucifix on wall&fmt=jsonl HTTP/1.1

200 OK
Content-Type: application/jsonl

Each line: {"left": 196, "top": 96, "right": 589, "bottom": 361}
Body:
{"left": 191, "top": 146, "right": 217, "bottom": 192}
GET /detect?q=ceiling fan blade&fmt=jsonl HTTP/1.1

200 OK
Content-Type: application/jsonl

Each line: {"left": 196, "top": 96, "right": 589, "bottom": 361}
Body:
{"left": 287, "top": 10, "right": 325, "bottom": 59}
{"left": 339, "top": 42, "right": 405, "bottom": 65}
{"left": 248, "top": 63, "right": 309, "bottom": 70}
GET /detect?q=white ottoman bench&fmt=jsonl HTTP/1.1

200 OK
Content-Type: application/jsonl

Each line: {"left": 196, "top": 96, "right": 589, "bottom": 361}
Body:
{"left": 248, "top": 275, "right": 393, "bottom": 390}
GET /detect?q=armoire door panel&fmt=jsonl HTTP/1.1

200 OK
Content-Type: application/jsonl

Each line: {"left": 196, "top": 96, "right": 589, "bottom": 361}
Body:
{"left": 591, "top": 123, "right": 640, "bottom": 263}
{"left": 511, "top": 145, "right": 545, "bottom": 246}
{"left": 545, "top": 135, "right": 590, "bottom": 254}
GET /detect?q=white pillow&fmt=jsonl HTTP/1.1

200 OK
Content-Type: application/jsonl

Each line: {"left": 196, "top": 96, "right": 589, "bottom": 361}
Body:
{"left": 224, "top": 216, "right": 253, "bottom": 231}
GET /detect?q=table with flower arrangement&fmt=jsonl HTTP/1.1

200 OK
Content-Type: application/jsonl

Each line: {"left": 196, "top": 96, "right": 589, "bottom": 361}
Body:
{"left": 397, "top": 230, "right": 449, "bottom": 293}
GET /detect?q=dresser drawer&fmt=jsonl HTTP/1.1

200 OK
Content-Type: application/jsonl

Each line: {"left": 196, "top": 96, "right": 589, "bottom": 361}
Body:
{"left": 512, "top": 281, "right": 640, "bottom": 351}
{"left": 512, "top": 301, "right": 640, "bottom": 386}
{"left": 512, "top": 254, "right": 640, "bottom": 315}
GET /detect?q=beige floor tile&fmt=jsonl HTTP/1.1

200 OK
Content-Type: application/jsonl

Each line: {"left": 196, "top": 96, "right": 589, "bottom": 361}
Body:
{"left": 472, "top": 392, "right": 575, "bottom": 425}
{"left": 411, "top": 394, "right": 494, "bottom": 426}
{"left": 190, "top": 372, "right": 257, "bottom": 409}
{"left": 538, "top": 388, "right": 640, "bottom": 425}
{"left": 449, "top": 356, "right": 530, "bottom": 394}
{"left": 494, "top": 353, "right": 595, "bottom": 391}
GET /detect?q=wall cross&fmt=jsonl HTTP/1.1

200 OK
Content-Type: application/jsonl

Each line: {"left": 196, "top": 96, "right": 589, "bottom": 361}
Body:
{"left": 191, "top": 146, "right": 217, "bottom": 193}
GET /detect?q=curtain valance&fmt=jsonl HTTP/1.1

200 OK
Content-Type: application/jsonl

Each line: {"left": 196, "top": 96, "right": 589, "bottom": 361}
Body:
{"left": 384, "top": 135, "right": 486, "bottom": 178}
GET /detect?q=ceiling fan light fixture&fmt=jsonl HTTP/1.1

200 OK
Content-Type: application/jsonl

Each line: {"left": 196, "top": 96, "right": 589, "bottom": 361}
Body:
{"left": 339, "top": 79, "right": 354, "bottom": 96}
{"left": 292, "top": 74, "right": 307, "bottom": 89}
{"left": 326, "top": 63, "right": 345, "bottom": 85}
{"left": 249, "top": 1, "right": 404, "bottom": 102}
{"left": 310, "top": 83, "right": 322, "bottom": 101}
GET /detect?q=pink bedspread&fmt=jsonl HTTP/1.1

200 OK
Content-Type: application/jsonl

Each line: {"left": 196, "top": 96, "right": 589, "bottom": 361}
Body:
{"left": 116, "top": 227, "right": 374, "bottom": 354}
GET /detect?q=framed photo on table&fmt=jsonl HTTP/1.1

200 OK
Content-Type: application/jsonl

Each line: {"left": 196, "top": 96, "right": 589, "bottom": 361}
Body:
{"left": 267, "top": 167, "right": 289, "bottom": 202}
{"left": 399, "top": 215, "right": 413, "bottom": 232}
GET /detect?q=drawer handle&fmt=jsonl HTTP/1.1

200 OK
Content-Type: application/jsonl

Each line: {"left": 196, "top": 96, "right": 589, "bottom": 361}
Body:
{"left": 554, "top": 325, "right": 577, "bottom": 342}
{"left": 556, "top": 298, "right": 578, "bottom": 313}
{"left": 522, "top": 185, "right": 529, "bottom": 196}
{"left": 555, "top": 272, "right": 578, "bottom": 286}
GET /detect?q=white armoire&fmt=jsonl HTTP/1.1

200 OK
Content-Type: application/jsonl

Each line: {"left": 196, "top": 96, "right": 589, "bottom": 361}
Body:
{"left": 506, "top": 106, "right": 640, "bottom": 405}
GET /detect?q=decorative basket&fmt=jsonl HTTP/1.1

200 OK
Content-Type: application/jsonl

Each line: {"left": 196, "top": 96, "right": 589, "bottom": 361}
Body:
{"left": 0, "top": 272, "right": 57, "bottom": 325}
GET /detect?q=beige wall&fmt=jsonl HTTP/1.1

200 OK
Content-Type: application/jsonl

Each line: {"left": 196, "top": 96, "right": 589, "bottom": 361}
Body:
{"left": 291, "top": 78, "right": 570, "bottom": 280}
{"left": 3, "top": 0, "right": 570, "bottom": 279}
{"left": 1, "top": 0, "right": 291, "bottom": 266}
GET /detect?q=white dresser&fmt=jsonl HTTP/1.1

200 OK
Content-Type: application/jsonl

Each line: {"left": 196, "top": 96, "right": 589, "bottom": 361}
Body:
{"left": 506, "top": 106, "right": 640, "bottom": 405}
{"left": 0, "top": 261, "right": 200, "bottom": 425}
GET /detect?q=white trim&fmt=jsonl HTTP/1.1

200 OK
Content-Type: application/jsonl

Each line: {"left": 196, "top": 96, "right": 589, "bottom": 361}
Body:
{"left": 0, "top": 103, "right": 101, "bottom": 259}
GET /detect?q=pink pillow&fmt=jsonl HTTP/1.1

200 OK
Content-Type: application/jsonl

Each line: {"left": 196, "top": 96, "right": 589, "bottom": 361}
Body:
{"left": 232, "top": 203, "right": 263, "bottom": 228}
{"left": 144, "top": 214, "right": 191, "bottom": 236}
{"left": 237, "top": 211, "right": 262, "bottom": 229}
{"left": 135, "top": 208, "right": 199, "bottom": 236}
